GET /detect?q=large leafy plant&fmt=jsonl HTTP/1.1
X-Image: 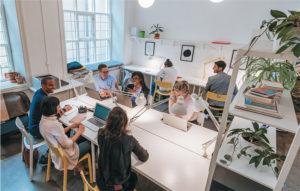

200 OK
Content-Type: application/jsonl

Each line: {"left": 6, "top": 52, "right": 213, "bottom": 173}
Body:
{"left": 220, "top": 122, "right": 286, "bottom": 177}
{"left": 245, "top": 57, "right": 296, "bottom": 90}
{"left": 252, "top": 10, "right": 300, "bottom": 58}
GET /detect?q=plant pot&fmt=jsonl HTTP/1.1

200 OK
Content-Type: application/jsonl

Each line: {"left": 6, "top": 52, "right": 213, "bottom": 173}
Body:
{"left": 139, "top": 31, "right": 145, "bottom": 38}
{"left": 154, "top": 33, "right": 160, "bottom": 39}
{"left": 239, "top": 134, "right": 261, "bottom": 155}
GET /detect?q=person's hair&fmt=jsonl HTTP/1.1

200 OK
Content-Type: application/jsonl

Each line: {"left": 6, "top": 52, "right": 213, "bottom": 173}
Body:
{"left": 132, "top": 71, "right": 146, "bottom": 87}
{"left": 164, "top": 59, "right": 173, "bottom": 67}
{"left": 215, "top": 60, "right": 226, "bottom": 71}
{"left": 99, "top": 107, "right": 129, "bottom": 139}
{"left": 173, "top": 80, "right": 189, "bottom": 93}
{"left": 98, "top": 64, "right": 108, "bottom": 71}
{"left": 41, "top": 77, "right": 54, "bottom": 85}
{"left": 41, "top": 96, "right": 60, "bottom": 116}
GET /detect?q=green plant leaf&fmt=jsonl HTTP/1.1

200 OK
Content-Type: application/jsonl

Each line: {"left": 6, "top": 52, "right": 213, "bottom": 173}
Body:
{"left": 260, "top": 20, "right": 267, "bottom": 29}
{"left": 292, "top": 44, "right": 300, "bottom": 58}
{"left": 227, "top": 137, "right": 235, "bottom": 144}
{"left": 271, "top": 10, "right": 287, "bottom": 18}
{"left": 237, "top": 153, "right": 242, "bottom": 159}
{"left": 280, "top": 155, "right": 286, "bottom": 161}
{"left": 249, "top": 36, "right": 259, "bottom": 48}
{"left": 276, "top": 43, "right": 292, "bottom": 54}
{"left": 268, "top": 21, "right": 277, "bottom": 31}
{"left": 261, "top": 134, "right": 270, "bottom": 143}
{"left": 263, "top": 156, "right": 271, "bottom": 166}
{"left": 253, "top": 122, "right": 259, "bottom": 131}
{"left": 249, "top": 156, "right": 258, "bottom": 165}
{"left": 224, "top": 154, "right": 232, "bottom": 162}
{"left": 254, "top": 149, "right": 263, "bottom": 155}
{"left": 274, "top": 167, "right": 279, "bottom": 177}
{"left": 220, "top": 159, "right": 227, "bottom": 165}
{"left": 277, "top": 25, "right": 294, "bottom": 40}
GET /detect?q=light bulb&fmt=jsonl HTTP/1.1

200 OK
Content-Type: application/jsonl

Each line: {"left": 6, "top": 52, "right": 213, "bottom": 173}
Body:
{"left": 138, "top": 0, "right": 155, "bottom": 8}
{"left": 210, "top": 0, "right": 224, "bottom": 3}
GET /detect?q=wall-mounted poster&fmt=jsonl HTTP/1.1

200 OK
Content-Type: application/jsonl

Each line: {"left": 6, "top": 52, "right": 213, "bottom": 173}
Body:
{"left": 229, "top": 49, "right": 249, "bottom": 70}
{"left": 180, "top": 45, "right": 195, "bottom": 62}
{"left": 145, "top": 41, "right": 155, "bottom": 56}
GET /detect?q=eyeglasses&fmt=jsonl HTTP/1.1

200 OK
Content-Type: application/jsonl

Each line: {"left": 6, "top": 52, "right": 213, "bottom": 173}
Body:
{"left": 102, "top": 71, "right": 109, "bottom": 74}
{"left": 132, "top": 77, "right": 140, "bottom": 81}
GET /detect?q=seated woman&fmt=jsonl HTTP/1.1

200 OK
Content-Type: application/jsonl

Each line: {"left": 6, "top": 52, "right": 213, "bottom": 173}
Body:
{"left": 97, "top": 107, "right": 149, "bottom": 191}
{"left": 126, "top": 71, "right": 149, "bottom": 105}
{"left": 169, "top": 80, "right": 197, "bottom": 122}
{"left": 39, "top": 96, "right": 90, "bottom": 172}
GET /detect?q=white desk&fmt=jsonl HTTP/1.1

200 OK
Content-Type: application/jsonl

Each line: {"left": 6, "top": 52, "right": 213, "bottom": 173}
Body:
{"left": 122, "top": 64, "right": 208, "bottom": 95}
{"left": 60, "top": 95, "right": 215, "bottom": 190}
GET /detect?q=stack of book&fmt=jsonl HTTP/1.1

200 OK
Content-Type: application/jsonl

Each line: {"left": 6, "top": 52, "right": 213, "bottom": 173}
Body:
{"left": 235, "top": 86, "right": 283, "bottom": 118}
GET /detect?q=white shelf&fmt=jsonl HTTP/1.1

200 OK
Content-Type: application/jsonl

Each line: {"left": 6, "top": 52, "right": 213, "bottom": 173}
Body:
{"left": 217, "top": 117, "right": 277, "bottom": 189}
{"left": 229, "top": 83, "right": 298, "bottom": 133}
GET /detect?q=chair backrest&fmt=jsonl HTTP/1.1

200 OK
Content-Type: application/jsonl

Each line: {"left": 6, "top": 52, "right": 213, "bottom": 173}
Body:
{"left": 15, "top": 117, "right": 32, "bottom": 145}
{"left": 80, "top": 171, "right": 99, "bottom": 191}
{"left": 48, "top": 143, "right": 68, "bottom": 168}
{"left": 155, "top": 80, "right": 173, "bottom": 89}
{"left": 206, "top": 91, "right": 227, "bottom": 102}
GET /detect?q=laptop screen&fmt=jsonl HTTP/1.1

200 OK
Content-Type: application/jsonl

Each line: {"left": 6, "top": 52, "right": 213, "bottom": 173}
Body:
{"left": 94, "top": 103, "right": 111, "bottom": 120}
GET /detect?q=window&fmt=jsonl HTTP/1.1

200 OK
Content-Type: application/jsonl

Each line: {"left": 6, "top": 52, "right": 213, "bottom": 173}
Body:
{"left": 0, "top": 2, "right": 14, "bottom": 81}
{"left": 62, "top": 0, "right": 111, "bottom": 66}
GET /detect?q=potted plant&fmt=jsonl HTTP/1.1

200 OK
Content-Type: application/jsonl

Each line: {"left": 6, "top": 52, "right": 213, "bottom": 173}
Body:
{"left": 220, "top": 122, "right": 286, "bottom": 177}
{"left": 149, "top": 24, "right": 164, "bottom": 39}
{"left": 252, "top": 10, "right": 300, "bottom": 58}
{"left": 244, "top": 57, "right": 296, "bottom": 90}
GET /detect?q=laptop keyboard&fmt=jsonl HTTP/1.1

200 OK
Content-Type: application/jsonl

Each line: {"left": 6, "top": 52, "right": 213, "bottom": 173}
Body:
{"left": 87, "top": 118, "right": 104, "bottom": 131}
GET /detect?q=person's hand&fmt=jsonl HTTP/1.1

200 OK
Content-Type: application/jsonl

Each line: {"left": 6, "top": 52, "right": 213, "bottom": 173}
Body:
{"left": 72, "top": 122, "right": 81, "bottom": 128}
{"left": 100, "top": 91, "right": 107, "bottom": 97}
{"left": 78, "top": 125, "right": 85, "bottom": 134}
{"left": 128, "top": 88, "right": 135, "bottom": 93}
{"left": 64, "top": 105, "right": 72, "bottom": 112}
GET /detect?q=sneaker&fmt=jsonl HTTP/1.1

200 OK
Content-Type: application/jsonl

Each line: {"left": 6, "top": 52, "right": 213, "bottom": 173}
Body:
{"left": 39, "top": 153, "right": 48, "bottom": 164}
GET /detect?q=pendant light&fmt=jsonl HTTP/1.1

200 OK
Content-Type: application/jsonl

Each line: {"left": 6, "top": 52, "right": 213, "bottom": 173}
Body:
{"left": 138, "top": 0, "right": 155, "bottom": 8}
{"left": 210, "top": 0, "right": 224, "bottom": 3}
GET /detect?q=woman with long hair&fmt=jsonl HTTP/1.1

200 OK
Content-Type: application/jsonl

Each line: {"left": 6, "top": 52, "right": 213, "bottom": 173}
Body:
{"left": 97, "top": 107, "right": 149, "bottom": 191}
{"left": 126, "top": 71, "right": 149, "bottom": 105}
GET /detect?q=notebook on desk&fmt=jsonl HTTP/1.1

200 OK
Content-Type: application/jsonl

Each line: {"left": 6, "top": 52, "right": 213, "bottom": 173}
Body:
{"left": 82, "top": 103, "right": 111, "bottom": 132}
{"left": 162, "top": 113, "right": 191, "bottom": 132}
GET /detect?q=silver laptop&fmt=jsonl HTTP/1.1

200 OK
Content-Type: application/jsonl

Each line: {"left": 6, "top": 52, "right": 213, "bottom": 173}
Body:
{"left": 85, "top": 87, "right": 109, "bottom": 101}
{"left": 162, "top": 113, "right": 191, "bottom": 132}
{"left": 82, "top": 103, "right": 111, "bottom": 132}
{"left": 115, "top": 92, "right": 134, "bottom": 108}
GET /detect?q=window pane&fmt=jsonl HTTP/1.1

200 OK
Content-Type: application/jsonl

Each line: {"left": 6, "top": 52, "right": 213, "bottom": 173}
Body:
{"left": 79, "top": 41, "right": 94, "bottom": 65}
{"left": 78, "top": 15, "right": 93, "bottom": 39}
{"left": 77, "top": 0, "right": 93, "bottom": 12}
{"left": 95, "top": 15, "right": 110, "bottom": 39}
{"left": 64, "top": 12, "right": 77, "bottom": 41}
{"left": 95, "top": 0, "right": 109, "bottom": 13}
{"left": 62, "top": 0, "right": 75, "bottom": 11}
{"left": 95, "top": 40, "right": 109, "bottom": 62}
{"left": 65, "top": 42, "right": 78, "bottom": 63}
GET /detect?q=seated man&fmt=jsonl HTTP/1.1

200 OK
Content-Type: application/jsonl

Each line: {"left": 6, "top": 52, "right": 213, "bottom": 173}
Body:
{"left": 94, "top": 64, "right": 119, "bottom": 98}
{"left": 204, "top": 60, "right": 238, "bottom": 108}
{"left": 152, "top": 58, "right": 177, "bottom": 95}
{"left": 28, "top": 77, "right": 71, "bottom": 163}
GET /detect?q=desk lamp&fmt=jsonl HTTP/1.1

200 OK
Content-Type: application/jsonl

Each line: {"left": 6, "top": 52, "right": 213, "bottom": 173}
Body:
{"left": 170, "top": 96, "right": 187, "bottom": 115}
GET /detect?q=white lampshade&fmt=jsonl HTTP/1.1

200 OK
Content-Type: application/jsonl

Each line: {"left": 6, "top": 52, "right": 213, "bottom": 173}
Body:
{"left": 136, "top": 93, "right": 147, "bottom": 106}
{"left": 191, "top": 93, "right": 207, "bottom": 112}
{"left": 171, "top": 96, "right": 187, "bottom": 115}
{"left": 138, "top": 0, "right": 155, "bottom": 8}
{"left": 210, "top": 0, "right": 224, "bottom": 3}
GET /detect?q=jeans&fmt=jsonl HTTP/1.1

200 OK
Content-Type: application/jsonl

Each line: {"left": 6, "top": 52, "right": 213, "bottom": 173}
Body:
{"left": 98, "top": 171, "right": 138, "bottom": 191}
{"left": 78, "top": 141, "right": 91, "bottom": 159}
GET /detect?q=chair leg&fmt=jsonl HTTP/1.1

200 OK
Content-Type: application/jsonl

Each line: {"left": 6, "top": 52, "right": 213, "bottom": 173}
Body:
{"left": 29, "top": 148, "right": 33, "bottom": 181}
{"left": 46, "top": 150, "right": 51, "bottom": 182}
{"left": 87, "top": 154, "right": 93, "bottom": 183}
{"left": 63, "top": 167, "right": 68, "bottom": 191}
{"left": 84, "top": 184, "right": 88, "bottom": 191}
{"left": 158, "top": 94, "right": 161, "bottom": 102}
{"left": 21, "top": 136, "right": 24, "bottom": 155}
{"left": 152, "top": 92, "right": 156, "bottom": 104}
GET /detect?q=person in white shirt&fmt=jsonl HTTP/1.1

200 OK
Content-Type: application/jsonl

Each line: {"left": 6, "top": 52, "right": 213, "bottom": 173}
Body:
{"left": 169, "top": 80, "right": 197, "bottom": 122}
{"left": 152, "top": 59, "right": 177, "bottom": 95}
{"left": 39, "top": 96, "right": 90, "bottom": 172}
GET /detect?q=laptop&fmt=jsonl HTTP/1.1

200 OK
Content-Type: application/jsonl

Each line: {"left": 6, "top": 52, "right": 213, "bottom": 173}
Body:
{"left": 115, "top": 92, "right": 134, "bottom": 108}
{"left": 162, "top": 113, "right": 191, "bottom": 132}
{"left": 82, "top": 103, "right": 111, "bottom": 132}
{"left": 85, "top": 87, "right": 109, "bottom": 101}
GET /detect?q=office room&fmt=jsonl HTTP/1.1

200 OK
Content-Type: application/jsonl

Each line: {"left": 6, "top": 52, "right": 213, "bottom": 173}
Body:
{"left": 1, "top": 0, "right": 300, "bottom": 190}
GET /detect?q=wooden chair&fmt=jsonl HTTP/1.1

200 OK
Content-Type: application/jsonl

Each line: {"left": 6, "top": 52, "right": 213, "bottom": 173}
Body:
{"left": 15, "top": 117, "right": 47, "bottom": 181}
{"left": 152, "top": 80, "right": 173, "bottom": 104}
{"left": 80, "top": 170, "right": 100, "bottom": 191}
{"left": 205, "top": 91, "right": 227, "bottom": 112}
{"left": 46, "top": 143, "right": 93, "bottom": 191}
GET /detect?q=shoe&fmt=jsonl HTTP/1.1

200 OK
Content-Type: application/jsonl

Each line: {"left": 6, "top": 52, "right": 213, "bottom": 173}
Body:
{"left": 39, "top": 154, "right": 48, "bottom": 164}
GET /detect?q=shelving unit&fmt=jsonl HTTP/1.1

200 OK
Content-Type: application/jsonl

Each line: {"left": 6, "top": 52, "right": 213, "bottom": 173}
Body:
{"left": 206, "top": 46, "right": 300, "bottom": 191}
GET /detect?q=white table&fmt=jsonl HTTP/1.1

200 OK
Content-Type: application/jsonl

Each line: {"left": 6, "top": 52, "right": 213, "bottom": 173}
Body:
{"left": 59, "top": 95, "right": 216, "bottom": 190}
{"left": 122, "top": 64, "right": 208, "bottom": 95}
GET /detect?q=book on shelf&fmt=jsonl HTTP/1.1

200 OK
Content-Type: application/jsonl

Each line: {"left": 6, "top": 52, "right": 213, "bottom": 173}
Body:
{"left": 262, "top": 80, "right": 284, "bottom": 92}
{"left": 245, "top": 98, "right": 278, "bottom": 112}
{"left": 250, "top": 87, "right": 278, "bottom": 97}
{"left": 234, "top": 105, "right": 282, "bottom": 119}
{"left": 244, "top": 91, "right": 276, "bottom": 105}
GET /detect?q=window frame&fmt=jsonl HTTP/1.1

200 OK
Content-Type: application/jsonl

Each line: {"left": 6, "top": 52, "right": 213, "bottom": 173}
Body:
{"left": 62, "top": 0, "right": 111, "bottom": 66}
{"left": 0, "top": 1, "right": 14, "bottom": 81}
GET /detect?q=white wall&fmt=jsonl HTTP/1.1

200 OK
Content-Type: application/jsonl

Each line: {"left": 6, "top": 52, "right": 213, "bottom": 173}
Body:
{"left": 123, "top": 0, "right": 300, "bottom": 85}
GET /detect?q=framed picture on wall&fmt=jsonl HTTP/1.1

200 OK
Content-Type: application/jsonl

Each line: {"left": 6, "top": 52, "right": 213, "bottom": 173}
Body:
{"left": 229, "top": 49, "right": 249, "bottom": 70}
{"left": 180, "top": 45, "right": 195, "bottom": 62}
{"left": 145, "top": 41, "right": 155, "bottom": 56}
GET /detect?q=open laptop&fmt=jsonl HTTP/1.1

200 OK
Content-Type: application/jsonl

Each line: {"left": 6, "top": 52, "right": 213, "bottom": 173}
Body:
{"left": 162, "top": 113, "right": 191, "bottom": 132}
{"left": 85, "top": 87, "right": 109, "bottom": 101}
{"left": 115, "top": 92, "right": 134, "bottom": 108}
{"left": 82, "top": 103, "right": 111, "bottom": 132}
